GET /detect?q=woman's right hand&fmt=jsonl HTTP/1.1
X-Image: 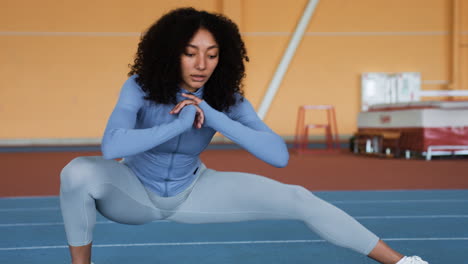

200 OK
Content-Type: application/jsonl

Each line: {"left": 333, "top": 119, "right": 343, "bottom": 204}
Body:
{"left": 170, "top": 99, "right": 205, "bottom": 129}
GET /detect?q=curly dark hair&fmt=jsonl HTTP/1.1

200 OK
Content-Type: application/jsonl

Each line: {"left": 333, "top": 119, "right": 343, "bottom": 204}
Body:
{"left": 128, "top": 7, "right": 249, "bottom": 112}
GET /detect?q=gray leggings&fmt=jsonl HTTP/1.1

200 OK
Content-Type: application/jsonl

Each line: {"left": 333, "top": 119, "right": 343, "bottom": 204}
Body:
{"left": 59, "top": 156, "right": 379, "bottom": 255}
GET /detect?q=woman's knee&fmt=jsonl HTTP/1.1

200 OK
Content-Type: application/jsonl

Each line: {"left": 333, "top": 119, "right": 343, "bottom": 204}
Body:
{"left": 290, "top": 185, "right": 314, "bottom": 200}
{"left": 60, "top": 156, "right": 104, "bottom": 191}
{"left": 288, "top": 185, "right": 323, "bottom": 214}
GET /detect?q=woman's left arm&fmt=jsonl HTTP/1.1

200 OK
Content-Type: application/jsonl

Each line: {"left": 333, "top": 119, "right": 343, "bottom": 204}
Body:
{"left": 196, "top": 96, "right": 289, "bottom": 167}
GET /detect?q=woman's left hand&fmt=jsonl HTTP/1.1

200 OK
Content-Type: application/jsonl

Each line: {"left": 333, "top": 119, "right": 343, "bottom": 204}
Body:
{"left": 170, "top": 93, "right": 204, "bottom": 129}
{"left": 170, "top": 93, "right": 203, "bottom": 113}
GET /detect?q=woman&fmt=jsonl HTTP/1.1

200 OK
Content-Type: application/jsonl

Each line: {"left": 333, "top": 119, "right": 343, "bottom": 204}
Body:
{"left": 60, "top": 7, "right": 429, "bottom": 264}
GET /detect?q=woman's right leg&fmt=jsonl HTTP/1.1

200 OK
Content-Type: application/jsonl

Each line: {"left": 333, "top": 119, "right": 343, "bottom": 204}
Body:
{"left": 60, "top": 156, "right": 163, "bottom": 264}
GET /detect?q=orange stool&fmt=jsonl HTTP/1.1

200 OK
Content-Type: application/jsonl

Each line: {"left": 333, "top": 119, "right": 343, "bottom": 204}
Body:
{"left": 294, "top": 105, "right": 340, "bottom": 154}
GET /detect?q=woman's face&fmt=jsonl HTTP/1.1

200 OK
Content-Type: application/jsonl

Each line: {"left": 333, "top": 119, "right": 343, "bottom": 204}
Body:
{"left": 180, "top": 28, "right": 219, "bottom": 93}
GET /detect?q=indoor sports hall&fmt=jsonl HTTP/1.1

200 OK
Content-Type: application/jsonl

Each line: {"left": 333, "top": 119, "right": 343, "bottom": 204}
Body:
{"left": 1, "top": 1, "right": 468, "bottom": 263}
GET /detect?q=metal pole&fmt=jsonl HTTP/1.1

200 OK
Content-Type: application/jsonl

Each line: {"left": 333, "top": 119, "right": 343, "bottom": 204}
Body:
{"left": 257, "top": 0, "right": 320, "bottom": 120}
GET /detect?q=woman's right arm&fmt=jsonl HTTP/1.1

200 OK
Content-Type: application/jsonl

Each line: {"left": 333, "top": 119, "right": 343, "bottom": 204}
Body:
{"left": 101, "top": 76, "right": 196, "bottom": 159}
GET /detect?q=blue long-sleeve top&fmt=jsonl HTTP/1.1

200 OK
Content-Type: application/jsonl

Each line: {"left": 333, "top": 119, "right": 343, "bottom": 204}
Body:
{"left": 101, "top": 75, "right": 289, "bottom": 197}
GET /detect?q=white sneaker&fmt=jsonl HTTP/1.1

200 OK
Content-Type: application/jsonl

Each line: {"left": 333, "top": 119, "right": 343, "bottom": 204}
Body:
{"left": 397, "top": 256, "right": 429, "bottom": 264}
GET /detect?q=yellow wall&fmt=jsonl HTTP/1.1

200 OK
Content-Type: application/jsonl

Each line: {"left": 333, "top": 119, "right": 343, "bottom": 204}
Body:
{"left": 0, "top": 0, "right": 467, "bottom": 141}
{"left": 460, "top": 0, "right": 468, "bottom": 92}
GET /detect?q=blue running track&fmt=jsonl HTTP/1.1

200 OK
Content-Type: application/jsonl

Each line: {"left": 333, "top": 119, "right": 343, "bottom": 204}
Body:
{"left": 1, "top": 190, "right": 467, "bottom": 264}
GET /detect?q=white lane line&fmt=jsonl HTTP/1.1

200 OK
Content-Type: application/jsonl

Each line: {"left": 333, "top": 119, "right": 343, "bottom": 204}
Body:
{"left": 384, "top": 237, "right": 468, "bottom": 241}
{"left": 0, "top": 222, "right": 65, "bottom": 227}
{"left": 94, "top": 240, "right": 322, "bottom": 247}
{"left": 331, "top": 199, "right": 468, "bottom": 204}
{"left": 356, "top": 215, "right": 468, "bottom": 219}
{"left": 0, "top": 220, "right": 171, "bottom": 227}
{"left": 2, "top": 237, "right": 468, "bottom": 251}
{"left": 0, "top": 221, "right": 111, "bottom": 227}
{"left": 0, "top": 207, "right": 58, "bottom": 212}
{"left": 2, "top": 199, "right": 467, "bottom": 212}
{"left": 0, "top": 240, "right": 321, "bottom": 251}
{"left": 1, "top": 215, "right": 467, "bottom": 227}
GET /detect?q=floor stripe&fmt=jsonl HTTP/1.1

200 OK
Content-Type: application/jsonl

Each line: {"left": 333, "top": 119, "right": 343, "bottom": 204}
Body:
{"left": 1, "top": 215, "right": 467, "bottom": 228}
{"left": 331, "top": 199, "right": 468, "bottom": 204}
{"left": 2, "top": 237, "right": 468, "bottom": 251}
{"left": 2, "top": 199, "right": 467, "bottom": 212}
{"left": 0, "top": 207, "right": 58, "bottom": 212}
{"left": 0, "top": 196, "right": 58, "bottom": 200}
{"left": 0, "top": 31, "right": 455, "bottom": 37}
{"left": 0, "top": 220, "right": 169, "bottom": 227}
{"left": 0, "top": 222, "right": 66, "bottom": 227}
{"left": 356, "top": 215, "right": 468, "bottom": 219}
{"left": 242, "top": 31, "right": 450, "bottom": 36}
{"left": 384, "top": 237, "right": 468, "bottom": 241}
{"left": 0, "top": 32, "right": 140, "bottom": 37}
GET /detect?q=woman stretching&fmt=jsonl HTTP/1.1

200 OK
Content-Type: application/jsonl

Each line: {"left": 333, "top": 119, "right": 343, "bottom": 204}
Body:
{"left": 60, "top": 7, "right": 429, "bottom": 264}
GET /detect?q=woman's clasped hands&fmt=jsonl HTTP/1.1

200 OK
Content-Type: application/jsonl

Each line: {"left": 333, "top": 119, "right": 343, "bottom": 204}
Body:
{"left": 169, "top": 93, "right": 204, "bottom": 129}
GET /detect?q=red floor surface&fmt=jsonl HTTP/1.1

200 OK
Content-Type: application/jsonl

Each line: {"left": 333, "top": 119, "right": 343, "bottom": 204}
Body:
{"left": 1, "top": 149, "right": 468, "bottom": 197}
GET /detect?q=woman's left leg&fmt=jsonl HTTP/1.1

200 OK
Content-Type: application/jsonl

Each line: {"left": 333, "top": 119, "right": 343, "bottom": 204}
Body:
{"left": 167, "top": 168, "right": 379, "bottom": 256}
